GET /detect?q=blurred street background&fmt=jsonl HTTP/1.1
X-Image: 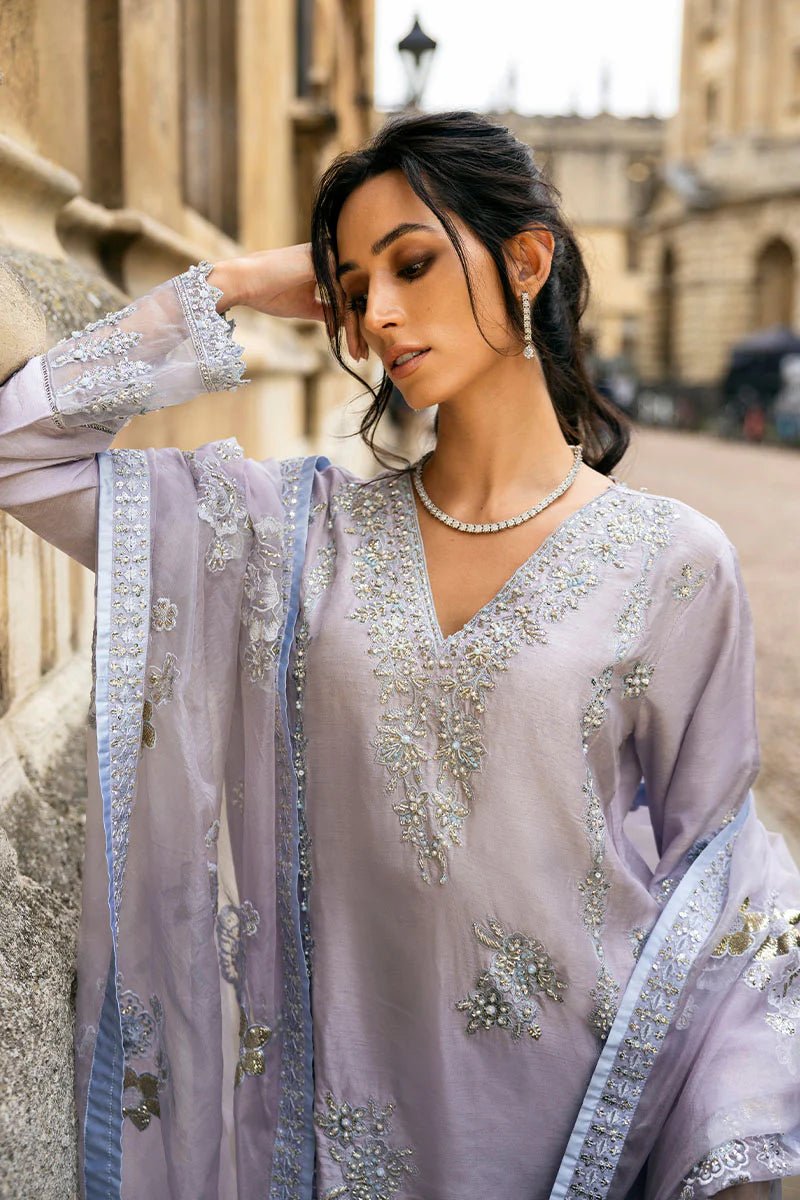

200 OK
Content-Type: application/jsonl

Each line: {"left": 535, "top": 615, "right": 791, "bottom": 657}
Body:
{"left": 0, "top": 0, "right": 797, "bottom": 1194}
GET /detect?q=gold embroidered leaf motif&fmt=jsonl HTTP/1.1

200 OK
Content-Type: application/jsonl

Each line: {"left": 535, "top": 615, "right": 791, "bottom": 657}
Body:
{"left": 234, "top": 1005, "right": 273, "bottom": 1088}
{"left": 713, "top": 896, "right": 800, "bottom": 961}
{"left": 456, "top": 917, "right": 567, "bottom": 1042}
{"left": 122, "top": 1067, "right": 160, "bottom": 1130}
{"left": 141, "top": 700, "right": 156, "bottom": 749}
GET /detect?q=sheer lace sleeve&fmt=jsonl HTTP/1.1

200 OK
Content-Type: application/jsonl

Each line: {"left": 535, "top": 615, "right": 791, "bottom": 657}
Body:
{"left": 0, "top": 260, "right": 249, "bottom": 569}
{"left": 42, "top": 260, "right": 248, "bottom": 434}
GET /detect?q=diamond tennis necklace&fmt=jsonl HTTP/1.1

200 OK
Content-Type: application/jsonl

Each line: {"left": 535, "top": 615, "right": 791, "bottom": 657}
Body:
{"left": 411, "top": 444, "right": 584, "bottom": 534}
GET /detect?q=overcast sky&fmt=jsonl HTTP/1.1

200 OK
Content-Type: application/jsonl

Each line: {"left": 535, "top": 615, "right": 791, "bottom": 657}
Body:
{"left": 375, "top": 0, "right": 684, "bottom": 118}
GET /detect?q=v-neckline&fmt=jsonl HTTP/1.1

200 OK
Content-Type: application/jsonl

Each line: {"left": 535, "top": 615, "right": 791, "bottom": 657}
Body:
{"left": 401, "top": 471, "right": 624, "bottom": 648}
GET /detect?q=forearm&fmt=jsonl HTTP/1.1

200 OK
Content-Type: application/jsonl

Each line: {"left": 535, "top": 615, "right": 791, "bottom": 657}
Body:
{"left": 0, "top": 260, "right": 249, "bottom": 567}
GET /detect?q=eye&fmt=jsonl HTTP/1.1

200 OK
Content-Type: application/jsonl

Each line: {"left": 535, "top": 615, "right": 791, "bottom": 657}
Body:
{"left": 344, "top": 257, "right": 432, "bottom": 316}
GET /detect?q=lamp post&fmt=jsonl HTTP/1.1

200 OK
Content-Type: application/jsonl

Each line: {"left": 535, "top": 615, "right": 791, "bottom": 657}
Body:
{"left": 397, "top": 15, "right": 437, "bottom": 110}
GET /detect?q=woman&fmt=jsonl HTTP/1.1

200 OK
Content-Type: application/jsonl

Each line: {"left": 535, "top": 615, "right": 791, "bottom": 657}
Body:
{"left": 1, "top": 111, "right": 798, "bottom": 1200}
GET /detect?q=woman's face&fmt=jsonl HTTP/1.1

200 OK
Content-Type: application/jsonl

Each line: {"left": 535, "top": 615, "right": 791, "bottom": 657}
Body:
{"left": 335, "top": 169, "right": 525, "bottom": 412}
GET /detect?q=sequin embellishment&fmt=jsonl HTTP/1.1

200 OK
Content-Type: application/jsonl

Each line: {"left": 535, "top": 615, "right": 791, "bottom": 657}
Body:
{"left": 151, "top": 596, "right": 178, "bottom": 632}
{"left": 235, "top": 1006, "right": 273, "bottom": 1087}
{"left": 678, "top": 1135, "right": 791, "bottom": 1198}
{"left": 456, "top": 917, "right": 567, "bottom": 1041}
{"left": 670, "top": 562, "right": 708, "bottom": 602}
{"left": 315, "top": 1092, "right": 416, "bottom": 1199}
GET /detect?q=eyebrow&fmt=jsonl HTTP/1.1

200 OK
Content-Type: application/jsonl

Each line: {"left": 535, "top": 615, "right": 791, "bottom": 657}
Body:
{"left": 336, "top": 222, "right": 437, "bottom": 281}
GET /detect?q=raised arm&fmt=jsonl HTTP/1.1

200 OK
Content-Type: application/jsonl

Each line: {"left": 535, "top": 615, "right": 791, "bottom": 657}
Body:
{"left": 0, "top": 242, "right": 358, "bottom": 570}
{"left": 0, "top": 261, "right": 248, "bottom": 569}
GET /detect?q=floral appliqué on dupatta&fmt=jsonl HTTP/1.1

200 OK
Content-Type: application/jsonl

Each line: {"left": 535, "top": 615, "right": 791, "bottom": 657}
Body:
{"left": 118, "top": 988, "right": 170, "bottom": 1131}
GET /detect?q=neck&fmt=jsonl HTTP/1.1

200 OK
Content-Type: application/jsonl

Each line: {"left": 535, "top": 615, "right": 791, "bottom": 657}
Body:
{"left": 419, "top": 357, "right": 577, "bottom": 519}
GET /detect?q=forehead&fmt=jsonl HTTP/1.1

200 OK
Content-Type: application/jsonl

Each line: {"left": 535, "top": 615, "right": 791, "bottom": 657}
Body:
{"left": 336, "top": 170, "right": 438, "bottom": 251}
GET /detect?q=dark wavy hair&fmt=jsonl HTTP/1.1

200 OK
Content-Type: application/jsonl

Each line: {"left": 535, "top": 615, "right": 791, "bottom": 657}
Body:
{"left": 310, "top": 109, "right": 631, "bottom": 475}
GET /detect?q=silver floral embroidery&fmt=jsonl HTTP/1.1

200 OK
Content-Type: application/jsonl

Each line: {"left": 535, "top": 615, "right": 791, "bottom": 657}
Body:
{"left": 146, "top": 651, "right": 180, "bottom": 706}
{"left": 576, "top": 495, "right": 677, "bottom": 1040}
{"left": 678, "top": 1134, "right": 791, "bottom": 1198}
{"left": 456, "top": 916, "right": 567, "bottom": 1041}
{"left": 671, "top": 561, "right": 708, "bottom": 602}
{"left": 51, "top": 327, "right": 143, "bottom": 366}
{"left": 315, "top": 1092, "right": 416, "bottom": 1200}
{"left": 579, "top": 668, "right": 619, "bottom": 1039}
{"left": 241, "top": 514, "right": 285, "bottom": 685}
{"left": 173, "top": 260, "right": 248, "bottom": 393}
{"left": 105, "top": 450, "right": 150, "bottom": 926}
{"left": 559, "top": 832, "right": 741, "bottom": 1200}
{"left": 151, "top": 596, "right": 178, "bottom": 632}
{"left": 622, "top": 660, "right": 654, "bottom": 697}
{"left": 204, "top": 819, "right": 220, "bottom": 847}
{"left": 185, "top": 451, "right": 253, "bottom": 572}
{"left": 340, "top": 477, "right": 663, "bottom": 885}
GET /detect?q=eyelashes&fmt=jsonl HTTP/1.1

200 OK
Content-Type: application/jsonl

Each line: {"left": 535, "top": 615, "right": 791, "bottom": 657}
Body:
{"left": 344, "top": 257, "right": 433, "bottom": 315}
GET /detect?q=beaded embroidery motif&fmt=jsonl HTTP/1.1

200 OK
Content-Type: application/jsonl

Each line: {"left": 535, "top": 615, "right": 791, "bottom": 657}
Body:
{"left": 455, "top": 916, "right": 567, "bottom": 1041}
{"left": 678, "top": 1134, "right": 791, "bottom": 1197}
{"left": 291, "top": 541, "right": 338, "bottom": 979}
{"left": 314, "top": 1092, "right": 416, "bottom": 1200}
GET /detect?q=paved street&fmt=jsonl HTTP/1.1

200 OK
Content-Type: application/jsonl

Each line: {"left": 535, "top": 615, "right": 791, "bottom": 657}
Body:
{"left": 618, "top": 426, "right": 799, "bottom": 863}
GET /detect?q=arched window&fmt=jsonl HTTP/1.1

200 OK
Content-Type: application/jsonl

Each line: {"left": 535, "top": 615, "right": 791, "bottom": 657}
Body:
{"left": 754, "top": 239, "right": 796, "bottom": 330}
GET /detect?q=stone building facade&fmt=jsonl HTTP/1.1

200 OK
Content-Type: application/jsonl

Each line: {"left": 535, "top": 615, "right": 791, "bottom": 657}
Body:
{"left": 0, "top": 1, "right": 375, "bottom": 1192}
{"left": 638, "top": 0, "right": 800, "bottom": 388}
{"left": 496, "top": 109, "right": 666, "bottom": 368}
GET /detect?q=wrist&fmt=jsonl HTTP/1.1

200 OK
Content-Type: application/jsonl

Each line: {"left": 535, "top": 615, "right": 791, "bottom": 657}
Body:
{"left": 206, "top": 259, "right": 248, "bottom": 313}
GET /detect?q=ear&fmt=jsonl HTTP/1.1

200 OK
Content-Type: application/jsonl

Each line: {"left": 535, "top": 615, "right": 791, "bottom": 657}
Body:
{"left": 506, "top": 228, "right": 555, "bottom": 295}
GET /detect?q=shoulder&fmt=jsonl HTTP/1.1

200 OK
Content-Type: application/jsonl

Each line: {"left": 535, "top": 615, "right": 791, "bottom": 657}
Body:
{"left": 612, "top": 481, "right": 738, "bottom": 573}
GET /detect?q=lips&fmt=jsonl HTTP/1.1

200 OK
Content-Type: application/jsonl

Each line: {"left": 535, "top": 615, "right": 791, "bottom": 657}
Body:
{"left": 389, "top": 348, "right": 431, "bottom": 379}
{"left": 384, "top": 344, "right": 430, "bottom": 370}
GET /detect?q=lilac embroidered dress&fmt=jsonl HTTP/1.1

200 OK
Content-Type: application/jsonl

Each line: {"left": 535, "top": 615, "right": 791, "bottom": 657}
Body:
{"left": 1, "top": 262, "right": 798, "bottom": 1200}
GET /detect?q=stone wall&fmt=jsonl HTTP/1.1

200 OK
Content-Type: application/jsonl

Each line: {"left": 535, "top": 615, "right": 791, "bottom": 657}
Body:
{"left": 0, "top": 1, "right": 377, "bottom": 1191}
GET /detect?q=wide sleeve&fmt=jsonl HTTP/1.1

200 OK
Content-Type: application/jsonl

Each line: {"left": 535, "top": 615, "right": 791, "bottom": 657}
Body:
{"left": 0, "top": 260, "right": 247, "bottom": 570}
{"left": 629, "top": 537, "right": 800, "bottom": 1197}
{"left": 631, "top": 535, "right": 761, "bottom": 892}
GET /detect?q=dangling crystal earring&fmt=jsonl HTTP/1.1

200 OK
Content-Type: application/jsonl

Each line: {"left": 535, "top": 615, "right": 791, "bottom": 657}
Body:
{"left": 521, "top": 291, "right": 538, "bottom": 360}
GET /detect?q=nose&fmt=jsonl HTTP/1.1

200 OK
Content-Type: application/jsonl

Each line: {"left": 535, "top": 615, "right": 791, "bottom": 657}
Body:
{"left": 361, "top": 277, "right": 404, "bottom": 337}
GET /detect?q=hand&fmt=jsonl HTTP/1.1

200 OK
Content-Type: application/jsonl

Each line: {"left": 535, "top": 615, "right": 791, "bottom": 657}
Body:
{"left": 210, "top": 245, "right": 368, "bottom": 362}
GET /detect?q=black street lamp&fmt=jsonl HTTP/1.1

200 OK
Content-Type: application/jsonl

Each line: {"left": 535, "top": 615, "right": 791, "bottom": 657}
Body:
{"left": 397, "top": 15, "right": 437, "bottom": 109}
